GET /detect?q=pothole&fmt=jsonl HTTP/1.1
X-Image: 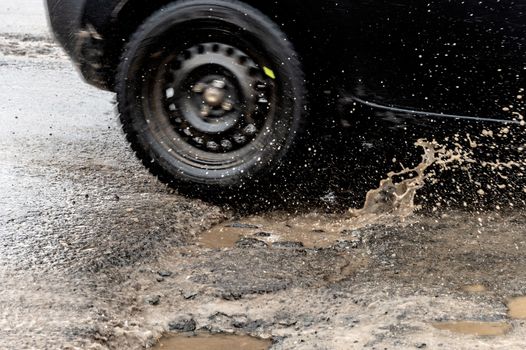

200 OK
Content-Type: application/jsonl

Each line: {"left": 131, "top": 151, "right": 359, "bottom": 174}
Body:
{"left": 432, "top": 321, "right": 511, "bottom": 336}
{"left": 198, "top": 213, "right": 352, "bottom": 249}
{"left": 152, "top": 333, "right": 271, "bottom": 350}
{"left": 508, "top": 296, "right": 526, "bottom": 319}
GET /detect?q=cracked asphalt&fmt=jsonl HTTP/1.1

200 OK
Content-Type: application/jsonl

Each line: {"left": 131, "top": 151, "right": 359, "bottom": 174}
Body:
{"left": 1, "top": 2, "right": 526, "bottom": 349}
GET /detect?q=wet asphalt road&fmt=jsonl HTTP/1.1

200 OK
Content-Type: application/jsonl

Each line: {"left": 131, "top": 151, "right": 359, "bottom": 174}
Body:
{"left": 2, "top": 2, "right": 526, "bottom": 350}
{"left": 0, "top": 4, "right": 223, "bottom": 347}
{"left": 0, "top": 51, "right": 223, "bottom": 349}
{"left": 0, "top": 52, "right": 221, "bottom": 272}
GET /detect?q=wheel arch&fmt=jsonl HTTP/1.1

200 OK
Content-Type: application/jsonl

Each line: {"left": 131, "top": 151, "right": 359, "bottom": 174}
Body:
{"left": 82, "top": 0, "right": 315, "bottom": 90}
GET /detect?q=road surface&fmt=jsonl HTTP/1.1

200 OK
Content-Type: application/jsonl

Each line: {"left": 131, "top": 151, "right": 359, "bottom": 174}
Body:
{"left": 1, "top": 1, "right": 526, "bottom": 349}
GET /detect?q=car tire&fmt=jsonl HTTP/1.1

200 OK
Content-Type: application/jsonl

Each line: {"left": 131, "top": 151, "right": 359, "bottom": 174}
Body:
{"left": 116, "top": 0, "right": 307, "bottom": 199}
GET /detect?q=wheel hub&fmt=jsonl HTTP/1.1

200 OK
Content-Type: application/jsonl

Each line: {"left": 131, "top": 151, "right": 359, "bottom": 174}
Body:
{"left": 162, "top": 42, "right": 274, "bottom": 153}
{"left": 202, "top": 85, "right": 225, "bottom": 107}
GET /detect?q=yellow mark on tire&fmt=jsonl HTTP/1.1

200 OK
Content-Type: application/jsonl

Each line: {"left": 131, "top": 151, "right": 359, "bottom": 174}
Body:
{"left": 263, "top": 66, "right": 276, "bottom": 79}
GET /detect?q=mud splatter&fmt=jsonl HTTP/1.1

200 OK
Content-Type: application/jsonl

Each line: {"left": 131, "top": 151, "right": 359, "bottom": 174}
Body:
{"left": 353, "top": 104, "right": 526, "bottom": 216}
{"left": 350, "top": 138, "right": 475, "bottom": 219}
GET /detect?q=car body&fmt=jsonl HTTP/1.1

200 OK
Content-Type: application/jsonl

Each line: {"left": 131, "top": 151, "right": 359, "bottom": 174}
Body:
{"left": 47, "top": 0, "right": 525, "bottom": 122}
{"left": 46, "top": 0, "right": 525, "bottom": 198}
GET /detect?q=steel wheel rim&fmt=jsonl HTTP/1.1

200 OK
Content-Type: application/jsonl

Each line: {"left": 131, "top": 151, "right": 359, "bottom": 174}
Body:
{"left": 144, "top": 34, "right": 280, "bottom": 170}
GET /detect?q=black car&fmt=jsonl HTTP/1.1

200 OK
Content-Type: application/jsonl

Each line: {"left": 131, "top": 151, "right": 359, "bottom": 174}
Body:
{"left": 46, "top": 0, "right": 525, "bottom": 197}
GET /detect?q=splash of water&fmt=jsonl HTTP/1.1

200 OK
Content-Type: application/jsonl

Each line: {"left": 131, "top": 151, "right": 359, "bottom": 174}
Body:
{"left": 350, "top": 139, "right": 474, "bottom": 219}
{"left": 350, "top": 107, "right": 525, "bottom": 219}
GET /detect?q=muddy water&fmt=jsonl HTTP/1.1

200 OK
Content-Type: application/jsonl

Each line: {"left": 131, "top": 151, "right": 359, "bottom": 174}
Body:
{"left": 432, "top": 321, "right": 511, "bottom": 336}
{"left": 152, "top": 333, "right": 271, "bottom": 350}
{"left": 461, "top": 284, "right": 487, "bottom": 293}
{"left": 353, "top": 107, "right": 526, "bottom": 214}
{"left": 508, "top": 296, "right": 526, "bottom": 319}
{"left": 350, "top": 139, "right": 448, "bottom": 218}
{"left": 199, "top": 213, "right": 352, "bottom": 249}
{"left": 198, "top": 211, "right": 413, "bottom": 249}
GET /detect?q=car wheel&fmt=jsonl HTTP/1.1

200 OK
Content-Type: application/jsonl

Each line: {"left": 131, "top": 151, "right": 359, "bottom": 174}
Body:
{"left": 116, "top": 0, "right": 306, "bottom": 198}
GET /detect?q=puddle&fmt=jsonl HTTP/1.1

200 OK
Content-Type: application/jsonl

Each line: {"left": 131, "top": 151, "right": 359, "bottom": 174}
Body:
{"left": 152, "top": 333, "right": 271, "bottom": 350}
{"left": 199, "top": 213, "right": 354, "bottom": 249}
{"left": 432, "top": 321, "right": 511, "bottom": 336}
{"left": 508, "top": 296, "right": 526, "bottom": 319}
{"left": 461, "top": 284, "right": 487, "bottom": 293}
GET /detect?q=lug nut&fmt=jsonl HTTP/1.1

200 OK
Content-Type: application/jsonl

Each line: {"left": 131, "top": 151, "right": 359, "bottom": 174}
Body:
{"left": 211, "top": 79, "right": 226, "bottom": 89}
{"left": 221, "top": 101, "right": 233, "bottom": 111}
{"left": 255, "top": 82, "right": 267, "bottom": 91}
{"left": 192, "top": 83, "right": 205, "bottom": 93}
{"left": 200, "top": 105, "right": 210, "bottom": 117}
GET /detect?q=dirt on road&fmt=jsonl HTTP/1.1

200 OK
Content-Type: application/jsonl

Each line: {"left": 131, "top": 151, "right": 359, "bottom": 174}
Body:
{"left": 1, "top": 2, "right": 526, "bottom": 350}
